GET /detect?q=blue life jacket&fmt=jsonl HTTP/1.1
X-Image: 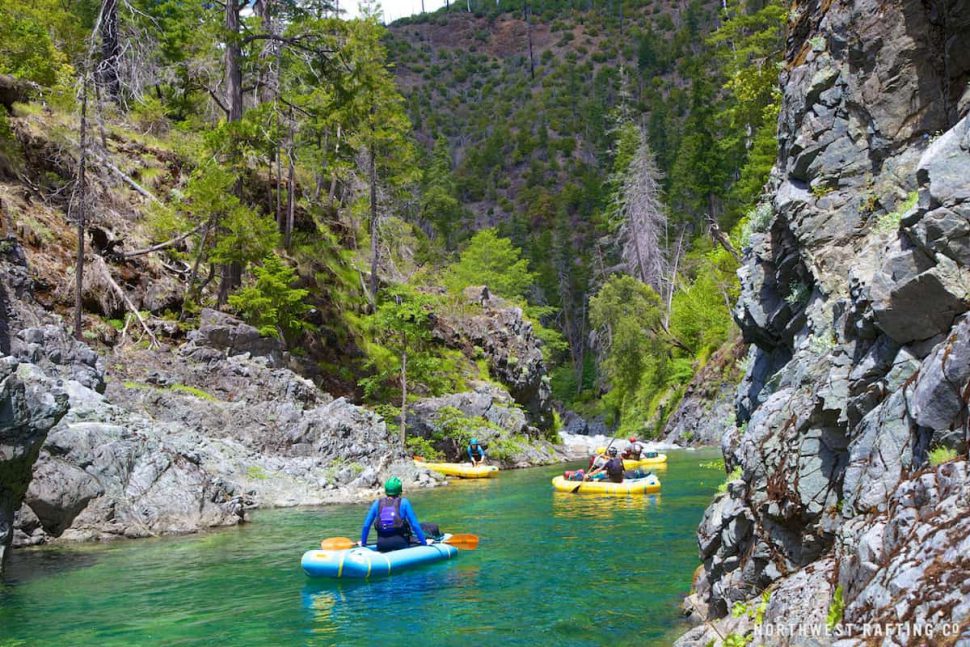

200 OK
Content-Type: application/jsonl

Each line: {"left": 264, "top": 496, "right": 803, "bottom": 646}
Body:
{"left": 468, "top": 443, "right": 485, "bottom": 460}
{"left": 375, "top": 497, "right": 406, "bottom": 536}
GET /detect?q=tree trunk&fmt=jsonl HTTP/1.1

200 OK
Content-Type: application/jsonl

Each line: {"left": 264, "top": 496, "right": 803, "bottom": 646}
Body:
{"left": 74, "top": 74, "right": 90, "bottom": 341}
{"left": 97, "top": 0, "right": 122, "bottom": 102}
{"left": 254, "top": 0, "right": 279, "bottom": 105}
{"left": 368, "top": 143, "right": 379, "bottom": 304}
{"left": 400, "top": 348, "right": 408, "bottom": 446}
{"left": 225, "top": 1, "right": 244, "bottom": 123}
{"left": 285, "top": 144, "right": 295, "bottom": 249}
{"left": 218, "top": 1, "right": 244, "bottom": 307}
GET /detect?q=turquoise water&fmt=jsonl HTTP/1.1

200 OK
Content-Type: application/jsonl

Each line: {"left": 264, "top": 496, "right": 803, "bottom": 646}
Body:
{"left": 1, "top": 449, "right": 722, "bottom": 646}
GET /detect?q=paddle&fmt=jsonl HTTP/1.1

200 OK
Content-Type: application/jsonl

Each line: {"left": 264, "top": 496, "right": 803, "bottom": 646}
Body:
{"left": 571, "top": 437, "right": 618, "bottom": 493}
{"left": 320, "top": 534, "right": 479, "bottom": 551}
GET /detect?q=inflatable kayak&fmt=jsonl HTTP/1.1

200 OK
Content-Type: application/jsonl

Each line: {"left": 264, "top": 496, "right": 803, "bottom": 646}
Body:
{"left": 551, "top": 473, "right": 662, "bottom": 495}
{"left": 417, "top": 461, "right": 498, "bottom": 478}
{"left": 301, "top": 538, "right": 458, "bottom": 579}
{"left": 623, "top": 453, "right": 668, "bottom": 469}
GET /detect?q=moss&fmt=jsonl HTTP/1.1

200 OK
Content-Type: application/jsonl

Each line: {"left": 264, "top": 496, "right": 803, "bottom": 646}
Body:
{"left": 826, "top": 585, "right": 844, "bottom": 631}
{"left": 246, "top": 465, "right": 269, "bottom": 480}
{"left": 169, "top": 383, "right": 216, "bottom": 401}
{"left": 717, "top": 467, "right": 742, "bottom": 494}
{"left": 874, "top": 190, "right": 918, "bottom": 234}
{"left": 928, "top": 446, "right": 958, "bottom": 466}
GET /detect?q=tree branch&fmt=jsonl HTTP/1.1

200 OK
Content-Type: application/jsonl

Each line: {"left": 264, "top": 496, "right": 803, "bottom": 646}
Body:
{"left": 93, "top": 256, "right": 160, "bottom": 348}
{"left": 122, "top": 224, "right": 204, "bottom": 258}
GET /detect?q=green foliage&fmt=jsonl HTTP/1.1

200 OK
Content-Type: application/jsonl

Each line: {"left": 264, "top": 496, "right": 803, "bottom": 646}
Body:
{"left": 717, "top": 467, "right": 742, "bottom": 493}
{"left": 443, "top": 229, "right": 537, "bottom": 300}
{"left": 0, "top": 1, "right": 77, "bottom": 92}
{"left": 874, "top": 190, "right": 918, "bottom": 235}
{"left": 405, "top": 436, "right": 443, "bottom": 460}
{"left": 826, "top": 585, "right": 844, "bottom": 631}
{"left": 246, "top": 465, "right": 270, "bottom": 481}
{"left": 928, "top": 446, "right": 958, "bottom": 466}
{"left": 418, "top": 405, "right": 510, "bottom": 458}
{"left": 670, "top": 241, "right": 740, "bottom": 357}
{"left": 228, "top": 254, "right": 313, "bottom": 346}
{"left": 168, "top": 384, "right": 216, "bottom": 401}
{"left": 359, "top": 286, "right": 462, "bottom": 403}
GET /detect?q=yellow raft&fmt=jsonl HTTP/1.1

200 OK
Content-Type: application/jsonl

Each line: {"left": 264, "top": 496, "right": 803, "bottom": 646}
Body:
{"left": 417, "top": 461, "right": 499, "bottom": 479}
{"left": 623, "top": 453, "right": 668, "bottom": 470}
{"left": 551, "top": 474, "right": 661, "bottom": 495}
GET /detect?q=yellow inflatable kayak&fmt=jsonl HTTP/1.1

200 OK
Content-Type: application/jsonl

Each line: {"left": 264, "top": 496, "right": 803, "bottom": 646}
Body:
{"left": 623, "top": 453, "right": 668, "bottom": 469}
{"left": 551, "top": 474, "right": 661, "bottom": 495}
{"left": 417, "top": 461, "right": 499, "bottom": 479}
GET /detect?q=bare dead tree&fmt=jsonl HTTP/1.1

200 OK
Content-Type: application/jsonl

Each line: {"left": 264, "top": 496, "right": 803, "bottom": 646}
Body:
{"left": 98, "top": 0, "right": 122, "bottom": 102}
{"left": 614, "top": 129, "right": 667, "bottom": 293}
{"left": 72, "top": 73, "right": 91, "bottom": 342}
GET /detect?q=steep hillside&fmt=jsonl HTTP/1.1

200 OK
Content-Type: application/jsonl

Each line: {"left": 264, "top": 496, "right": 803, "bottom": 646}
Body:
{"left": 387, "top": 1, "right": 764, "bottom": 437}
{"left": 676, "top": 0, "right": 970, "bottom": 643}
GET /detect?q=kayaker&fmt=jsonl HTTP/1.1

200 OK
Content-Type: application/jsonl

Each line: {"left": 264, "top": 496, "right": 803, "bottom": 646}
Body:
{"left": 586, "top": 447, "right": 625, "bottom": 483}
{"left": 359, "top": 477, "right": 434, "bottom": 552}
{"left": 587, "top": 446, "right": 608, "bottom": 471}
{"left": 622, "top": 437, "right": 643, "bottom": 461}
{"left": 468, "top": 438, "right": 487, "bottom": 466}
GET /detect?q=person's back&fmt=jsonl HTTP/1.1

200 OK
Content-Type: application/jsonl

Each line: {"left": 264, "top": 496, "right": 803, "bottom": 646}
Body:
{"left": 360, "top": 477, "right": 431, "bottom": 553}
{"left": 622, "top": 437, "right": 642, "bottom": 460}
{"left": 604, "top": 456, "right": 625, "bottom": 483}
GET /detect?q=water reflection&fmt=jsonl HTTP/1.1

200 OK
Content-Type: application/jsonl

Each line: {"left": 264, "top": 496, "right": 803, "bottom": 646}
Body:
{"left": 551, "top": 491, "right": 661, "bottom": 519}
{"left": 301, "top": 563, "right": 483, "bottom": 640}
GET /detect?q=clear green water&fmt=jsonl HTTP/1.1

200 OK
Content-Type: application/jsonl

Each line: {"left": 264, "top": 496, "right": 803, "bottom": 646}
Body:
{"left": 1, "top": 449, "right": 722, "bottom": 646}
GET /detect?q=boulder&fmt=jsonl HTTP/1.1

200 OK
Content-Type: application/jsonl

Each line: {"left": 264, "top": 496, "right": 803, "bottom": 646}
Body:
{"left": 0, "top": 359, "right": 69, "bottom": 574}
{"left": 435, "top": 289, "right": 553, "bottom": 428}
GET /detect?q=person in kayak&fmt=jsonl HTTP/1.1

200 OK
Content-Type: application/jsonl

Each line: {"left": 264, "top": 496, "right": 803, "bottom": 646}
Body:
{"left": 586, "top": 447, "right": 625, "bottom": 483}
{"left": 587, "top": 446, "right": 608, "bottom": 471}
{"left": 622, "top": 437, "right": 643, "bottom": 461}
{"left": 468, "top": 438, "right": 487, "bottom": 466}
{"left": 359, "top": 477, "right": 435, "bottom": 552}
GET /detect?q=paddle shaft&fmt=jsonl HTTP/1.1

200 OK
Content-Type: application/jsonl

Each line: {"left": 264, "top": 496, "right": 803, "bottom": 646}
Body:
{"left": 321, "top": 533, "right": 478, "bottom": 550}
{"left": 574, "top": 437, "right": 618, "bottom": 491}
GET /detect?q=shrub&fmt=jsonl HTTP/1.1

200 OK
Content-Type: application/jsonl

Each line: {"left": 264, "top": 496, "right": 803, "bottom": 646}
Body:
{"left": 717, "top": 467, "right": 742, "bottom": 493}
{"left": 228, "top": 253, "right": 314, "bottom": 347}
{"left": 928, "top": 446, "right": 958, "bottom": 466}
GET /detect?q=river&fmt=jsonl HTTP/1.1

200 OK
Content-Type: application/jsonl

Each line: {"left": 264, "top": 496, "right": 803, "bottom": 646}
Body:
{"left": 0, "top": 448, "right": 722, "bottom": 646}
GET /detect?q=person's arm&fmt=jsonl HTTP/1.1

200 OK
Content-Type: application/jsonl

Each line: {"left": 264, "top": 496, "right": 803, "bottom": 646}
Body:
{"left": 401, "top": 498, "right": 428, "bottom": 544}
{"left": 467, "top": 446, "right": 474, "bottom": 462}
{"left": 360, "top": 500, "right": 378, "bottom": 546}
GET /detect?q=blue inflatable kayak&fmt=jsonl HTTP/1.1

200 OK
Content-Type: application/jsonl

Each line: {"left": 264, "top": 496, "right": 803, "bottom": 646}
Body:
{"left": 301, "top": 539, "right": 459, "bottom": 579}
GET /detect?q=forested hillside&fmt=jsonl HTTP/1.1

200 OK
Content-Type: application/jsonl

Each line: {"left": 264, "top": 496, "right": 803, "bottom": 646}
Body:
{"left": 387, "top": 0, "right": 784, "bottom": 435}
{"left": 0, "top": 0, "right": 786, "bottom": 443}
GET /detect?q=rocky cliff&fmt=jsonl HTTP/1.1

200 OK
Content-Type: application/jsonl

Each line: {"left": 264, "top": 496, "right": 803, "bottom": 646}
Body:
{"left": 677, "top": 1, "right": 970, "bottom": 644}
{"left": 0, "top": 239, "right": 442, "bottom": 553}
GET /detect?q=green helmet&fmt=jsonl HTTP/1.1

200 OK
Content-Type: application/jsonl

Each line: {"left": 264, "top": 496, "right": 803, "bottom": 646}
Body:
{"left": 384, "top": 476, "right": 402, "bottom": 496}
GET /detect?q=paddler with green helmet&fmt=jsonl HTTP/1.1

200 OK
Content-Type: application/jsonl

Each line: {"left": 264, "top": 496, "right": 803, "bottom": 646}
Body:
{"left": 359, "top": 477, "right": 437, "bottom": 552}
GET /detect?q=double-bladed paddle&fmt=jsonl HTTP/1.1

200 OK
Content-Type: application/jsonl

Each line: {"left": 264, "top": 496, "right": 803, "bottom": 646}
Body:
{"left": 320, "top": 534, "right": 479, "bottom": 550}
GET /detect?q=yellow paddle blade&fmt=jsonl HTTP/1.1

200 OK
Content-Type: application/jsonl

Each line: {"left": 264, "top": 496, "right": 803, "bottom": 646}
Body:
{"left": 321, "top": 537, "right": 356, "bottom": 550}
{"left": 444, "top": 534, "right": 479, "bottom": 550}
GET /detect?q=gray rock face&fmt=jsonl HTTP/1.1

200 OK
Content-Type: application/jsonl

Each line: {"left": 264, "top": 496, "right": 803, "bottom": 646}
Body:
{"left": 436, "top": 287, "right": 553, "bottom": 429}
{"left": 407, "top": 383, "right": 564, "bottom": 467}
{"left": 0, "top": 360, "right": 69, "bottom": 574}
{"left": 180, "top": 308, "right": 286, "bottom": 368}
{"left": 663, "top": 340, "right": 746, "bottom": 447}
{"left": 680, "top": 0, "right": 970, "bottom": 640}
